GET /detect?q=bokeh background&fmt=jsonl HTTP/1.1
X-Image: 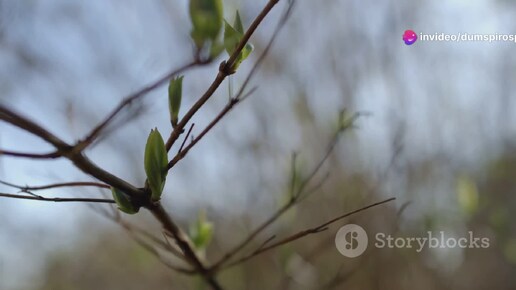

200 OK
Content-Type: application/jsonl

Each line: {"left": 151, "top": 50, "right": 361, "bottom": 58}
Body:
{"left": 1, "top": 0, "right": 516, "bottom": 289}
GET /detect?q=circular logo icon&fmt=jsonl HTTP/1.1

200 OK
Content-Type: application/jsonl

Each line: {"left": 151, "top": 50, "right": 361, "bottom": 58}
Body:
{"left": 335, "top": 224, "right": 368, "bottom": 258}
{"left": 402, "top": 29, "right": 418, "bottom": 45}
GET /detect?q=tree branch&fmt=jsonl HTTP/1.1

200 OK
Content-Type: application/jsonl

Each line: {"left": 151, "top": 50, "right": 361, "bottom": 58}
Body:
{"left": 0, "top": 104, "right": 145, "bottom": 199}
{"left": 0, "top": 180, "right": 110, "bottom": 191}
{"left": 77, "top": 61, "right": 201, "bottom": 150}
{"left": 222, "top": 197, "right": 396, "bottom": 269}
{"left": 0, "top": 149, "right": 61, "bottom": 159}
{"left": 0, "top": 192, "right": 115, "bottom": 204}
{"left": 147, "top": 202, "right": 223, "bottom": 290}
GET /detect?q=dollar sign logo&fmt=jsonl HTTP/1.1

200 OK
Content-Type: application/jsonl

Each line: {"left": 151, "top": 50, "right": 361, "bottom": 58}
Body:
{"left": 335, "top": 224, "right": 368, "bottom": 258}
{"left": 344, "top": 230, "right": 359, "bottom": 250}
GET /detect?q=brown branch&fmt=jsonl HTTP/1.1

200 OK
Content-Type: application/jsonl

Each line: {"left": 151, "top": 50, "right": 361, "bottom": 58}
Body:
{"left": 233, "top": 0, "right": 295, "bottom": 101}
{"left": 223, "top": 0, "right": 281, "bottom": 72}
{"left": 211, "top": 200, "right": 292, "bottom": 271}
{"left": 178, "top": 123, "right": 195, "bottom": 155}
{"left": 167, "top": 97, "right": 241, "bottom": 170}
{"left": 222, "top": 197, "right": 396, "bottom": 269}
{"left": 0, "top": 149, "right": 61, "bottom": 159}
{"left": 147, "top": 202, "right": 223, "bottom": 290}
{"left": 0, "top": 192, "right": 116, "bottom": 204}
{"left": 0, "top": 104, "right": 145, "bottom": 199}
{"left": 128, "top": 231, "right": 195, "bottom": 274}
{"left": 0, "top": 180, "right": 110, "bottom": 191}
{"left": 116, "top": 220, "right": 193, "bottom": 274}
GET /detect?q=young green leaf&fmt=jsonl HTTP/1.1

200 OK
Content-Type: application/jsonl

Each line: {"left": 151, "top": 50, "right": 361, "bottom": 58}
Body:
{"left": 111, "top": 187, "right": 139, "bottom": 214}
{"left": 189, "top": 0, "right": 224, "bottom": 49}
{"left": 223, "top": 12, "right": 254, "bottom": 72}
{"left": 209, "top": 40, "right": 225, "bottom": 59}
{"left": 224, "top": 20, "right": 242, "bottom": 56}
{"left": 234, "top": 10, "right": 244, "bottom": 34}
{"left": 144, "top": 129, "right": 168, "bottom": 201}
{"left": 168, "top": 76, "right": 183, "bottom": 127}
{"left": 233, "top": 43, "right": 254, "bottom": 70}
{"left": 190, "top": 210, "right": 214, "bottom": 250}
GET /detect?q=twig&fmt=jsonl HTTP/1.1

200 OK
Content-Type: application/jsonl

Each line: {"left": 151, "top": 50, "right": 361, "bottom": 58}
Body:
{"left": 0, "top": 180, "right": 110, "bottom": 191}
{"left": 147, "top": 202, "right": 223, "bottom": 290}
{"left": 233, "top": 0, "right": 296, "bottom": 101}
{"left": 0, "top": 149, "right": 61, "bottom": 159}
{"left": 223, "top": 0, "right": 281, "bottom": 72}
{"left": 0, "top": 192, "right": 116, "bottom": 203}
{"left": 223, "top": 198, "right": 396, "bottom": 269}
{"left": 167, "top": 91, "right": 253, "bottom": 170}
{"left": 77, "top": 61, "right": 200, "bottom": 150}
{"left": 178, "top": 123, "right": 195, "bottom": 154}
{"left": 124, "top": 227, "right": 194, "bottom": 274}
{"left": 0, "top": 104, "right": 145, "bottom": 199}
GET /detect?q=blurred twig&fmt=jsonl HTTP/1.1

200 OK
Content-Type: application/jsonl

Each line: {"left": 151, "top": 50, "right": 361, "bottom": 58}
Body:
{"left": 0, "top": 192, "right": 115, "bottom": 203}
{"left": 222, "top": 197, "right": 395, "bottom": 269}
{"left": 0, "top": 180, "right": 110, "bottom": 191}
{"left": 76, "top": 61, "right": 201, "bottom": 150}
{"left": 0, "top": 149, "right": 60, "bottom": 159}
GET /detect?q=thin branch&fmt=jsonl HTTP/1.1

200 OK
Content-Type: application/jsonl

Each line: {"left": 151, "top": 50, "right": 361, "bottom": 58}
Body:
{"left": 222, "top": 198, "right": 396, "bottom": 269}
{"left": 147, "top": 202, "right": 222, "bottom": 290}
{"left": 223, "top": 0, "right": 281, "bottom": 72}
{"left": 0, "top": 192, "right": 116, "bottom": 203}
{"left": 121, "top": 221, "right": 186, "bottom": 261}
{"left": 0, "top": 149, "right": 61, "bottom": 159}
{"left": 0, "top": 105, "right": 70, "bottom": 150}
{"left": 77, "top": 61, "right": 200, "bottom": 150}
{"left": 233, "top": 0, "right": 296, "bottom": 101}
{"left": 0, "top": 104, "right": 145, "bottom": 199}
{"left": 167, "top": 90, "right": 256, "bottom": 170}
{"left": 124, "top": 226, "right": 195, "bottom": 274}
{"left": 211, "top": 199, "right": 292, "bottom": 271}
{"left": 0, "top": 180, "right": 110, "bottom": 191}
{"left": 178, "top": 123, "right": 195, "bottom": 155}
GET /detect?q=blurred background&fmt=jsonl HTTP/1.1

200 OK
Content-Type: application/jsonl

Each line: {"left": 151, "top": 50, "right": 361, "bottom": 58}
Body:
{"left": 1, "top": 0, "right": 516, "bottom": 289}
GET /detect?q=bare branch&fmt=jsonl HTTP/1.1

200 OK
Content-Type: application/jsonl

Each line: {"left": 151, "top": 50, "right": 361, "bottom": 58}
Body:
{"left": 124, "top": 226, "right": 195, "bottom": 274}
{"left": 222, "top": 198, "right": 396, "bottom": 269}
{"left": 178, "top": 123, "right": 195, "bottom": 155}
{"left": 0, "top": 104, "right": 145, "bottom": 199}
{"left": 0, "top": 180, "right": 110, "bottom": 191}
{"left": 77, "top": 61, "right": 200, "bottom": 150}
{"left": 0, "top": 149, "right": 61, "bottom": 159}
{"left": 147, "top": 202, "right": 222, "bottom": 289}
{"left": 233, "top": 0, "right": 296, "bottom": 101}
{"left": 0, "top": 192, "right": 116, "bottom": 204}
{"left": 167, "top": 95, "right": 241, "bottom": 170}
